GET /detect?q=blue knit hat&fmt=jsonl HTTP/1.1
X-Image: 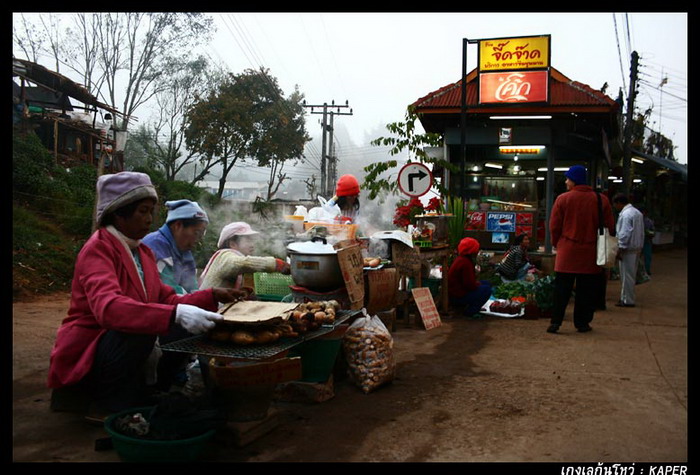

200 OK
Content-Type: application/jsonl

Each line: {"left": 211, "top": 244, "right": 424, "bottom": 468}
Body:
{"left": 565, "top": 165, "right": 587, "bottom": 185}
{"left": 165, "top": 199, "right": 209, "bottom": 223}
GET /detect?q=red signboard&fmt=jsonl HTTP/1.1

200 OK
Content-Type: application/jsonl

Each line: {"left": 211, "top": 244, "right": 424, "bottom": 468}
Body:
{"left": 479, "top": 70, "right": 549, "bottom": 105}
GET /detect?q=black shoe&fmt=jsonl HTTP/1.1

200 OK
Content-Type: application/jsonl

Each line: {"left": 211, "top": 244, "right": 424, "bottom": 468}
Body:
{"left": 577, "top": 325, "right": 593, "bottom": 333}
{"left": 615, "top": 301, "right": 636, "bottom": 308}
{"left": 546, "top": 324, "right": 559, "bottom": 334}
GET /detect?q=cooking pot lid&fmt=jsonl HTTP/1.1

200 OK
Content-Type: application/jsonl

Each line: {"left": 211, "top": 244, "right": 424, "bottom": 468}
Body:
{"left": 287, "top": 239, "right": 337, "bottom": 255}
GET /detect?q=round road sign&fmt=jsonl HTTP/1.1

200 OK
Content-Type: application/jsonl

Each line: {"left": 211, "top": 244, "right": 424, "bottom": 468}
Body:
{"left": 397, "top": 162, "right": 433, "bottom": 197}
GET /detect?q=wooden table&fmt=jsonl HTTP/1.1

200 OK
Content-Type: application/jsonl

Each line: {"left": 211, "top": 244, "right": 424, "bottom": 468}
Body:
{"left": 414, "top": 245, "right": 451, "bottom": 313}
{"left": 392, "top": 243, "right": 452, "bottom": 327}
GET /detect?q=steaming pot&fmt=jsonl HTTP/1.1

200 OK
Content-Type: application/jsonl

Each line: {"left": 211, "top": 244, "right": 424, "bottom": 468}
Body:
{"left": 286, "top": 236, "right": 344, "bottom": 291}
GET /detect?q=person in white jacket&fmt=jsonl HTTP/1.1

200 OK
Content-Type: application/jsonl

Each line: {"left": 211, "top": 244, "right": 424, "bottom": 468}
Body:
{"left": 199, "top": 222, "right": 290, "bottom": 291}
{"left": 613, "top": 194, "right": 645, "bottom": 307}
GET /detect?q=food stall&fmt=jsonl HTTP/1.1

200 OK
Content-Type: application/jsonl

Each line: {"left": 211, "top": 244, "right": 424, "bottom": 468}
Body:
{"left": 464, "top": 176, "right": 540, "bottom": 252}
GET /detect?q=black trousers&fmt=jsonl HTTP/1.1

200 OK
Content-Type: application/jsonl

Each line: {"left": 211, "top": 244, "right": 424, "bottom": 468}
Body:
{"left": 551, "top": 271, "right": 601, "bottom": 329}
{"left": 82, "top": 325, "right": 192, "bottom": 413}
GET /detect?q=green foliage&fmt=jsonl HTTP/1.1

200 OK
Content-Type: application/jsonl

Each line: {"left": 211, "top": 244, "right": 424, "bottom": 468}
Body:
{"left": 364, "top": 105, "right": 449, "bottom": 201}
{"left": 13, "top": 131, "right": 96, "bottom": 237}
{"left": 13, "top": 203, "right": 82, "bottom": 299}
{"left": 439, "top": 196, "right": 467, "bottom": 251}
{"left": 13, "top": 131, "right": 55, "bottom": 198}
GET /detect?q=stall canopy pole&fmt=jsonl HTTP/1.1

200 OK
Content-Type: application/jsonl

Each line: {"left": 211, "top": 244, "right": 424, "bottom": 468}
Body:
{"left": 544, "top": 147, "right": 554, "bottom": 253}
{"left": 460, "top": 38, "right": 468, "bottom": 200}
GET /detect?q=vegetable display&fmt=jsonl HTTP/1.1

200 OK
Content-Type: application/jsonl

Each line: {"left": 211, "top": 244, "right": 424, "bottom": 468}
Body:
{"left": 492, "top": 274, "right": 555, "bottom": 310}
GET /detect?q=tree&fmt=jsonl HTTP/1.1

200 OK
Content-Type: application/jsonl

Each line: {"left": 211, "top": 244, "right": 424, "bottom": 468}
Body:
{"left": 364, "top": 105, "right": 448, "bottom": 201}
{"left": 183, "top": 68, "right": 309, "bottom": 199}
{"left": 130, "top": 56, "right": 223, "bottom": 181}
{"left": 250, "top": 88, "right": 310, "bottom": 200}
{"left": 13, "top": 13, "right": 215, "bottom": 132}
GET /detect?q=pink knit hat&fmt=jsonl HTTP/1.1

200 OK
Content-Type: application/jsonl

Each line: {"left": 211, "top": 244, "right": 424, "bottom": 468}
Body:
{"left": 95, "top": 172, "right": 158, "bottom": 225}
{"left": 217, "top": 222, "right": 259, "bottom": 248}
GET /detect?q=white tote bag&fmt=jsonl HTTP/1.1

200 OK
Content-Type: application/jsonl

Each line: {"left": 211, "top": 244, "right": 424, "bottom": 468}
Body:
{"left": 596, "top": 193, "right": 618, "bottom": 268}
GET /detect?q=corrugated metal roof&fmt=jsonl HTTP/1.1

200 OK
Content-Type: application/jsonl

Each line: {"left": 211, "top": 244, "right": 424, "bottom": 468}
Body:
{"left": 412, "top": 67, "right": 619, "bottom": 112}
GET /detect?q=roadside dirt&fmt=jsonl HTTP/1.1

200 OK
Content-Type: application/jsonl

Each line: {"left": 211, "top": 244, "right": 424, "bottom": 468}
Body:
{"left": 12, "top": 249, "right": 687, "bottom": 463}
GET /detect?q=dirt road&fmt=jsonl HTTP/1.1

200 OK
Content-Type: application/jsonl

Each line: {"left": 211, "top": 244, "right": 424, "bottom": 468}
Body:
{"left": 12, "top": 249, "right": 687, "bottom": 463}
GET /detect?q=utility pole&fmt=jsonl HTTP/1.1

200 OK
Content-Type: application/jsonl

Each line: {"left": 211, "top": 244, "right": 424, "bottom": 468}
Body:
{"left": 622, "top": 51, "right": 639, "bottom": 197}
{"left": 328, "top": 111, "right": 336, "bottom": 195}
{"left": 303, "top": 100, "right": 353, "bottom": 197}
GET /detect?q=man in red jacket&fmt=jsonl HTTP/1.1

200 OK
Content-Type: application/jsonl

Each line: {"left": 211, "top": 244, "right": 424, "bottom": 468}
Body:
{"left": 548, "top": 165, "right": 615, "bottom": 333}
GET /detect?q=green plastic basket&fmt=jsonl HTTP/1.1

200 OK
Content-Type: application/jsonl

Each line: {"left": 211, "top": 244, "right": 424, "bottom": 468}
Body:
{"left": 104, "top": 407, "right": 216, "bottom": 463}
{"left": 254, "top": 272, "right": 294, "bottom": 302}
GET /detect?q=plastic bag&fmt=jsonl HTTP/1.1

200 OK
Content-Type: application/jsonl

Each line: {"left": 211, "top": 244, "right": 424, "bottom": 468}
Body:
{"left": 342, "top": 309, "right": 395, "bottom": 394}
{"left": 307, "top": 206, "right": 339, "bottom": 223}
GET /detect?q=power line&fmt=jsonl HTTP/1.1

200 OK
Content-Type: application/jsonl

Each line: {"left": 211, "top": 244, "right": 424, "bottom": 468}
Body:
{"left": 613, "top": 13, "right": 628, "bottom": 97}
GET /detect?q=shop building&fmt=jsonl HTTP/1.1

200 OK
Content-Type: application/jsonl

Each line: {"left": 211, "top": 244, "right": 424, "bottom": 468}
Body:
{"left": 412, "top": 64, "right": 622, "bottom": 253}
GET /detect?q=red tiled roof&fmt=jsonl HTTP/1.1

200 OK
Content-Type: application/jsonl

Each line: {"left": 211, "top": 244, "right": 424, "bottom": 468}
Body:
{"left": 411, "top": 67, "right": 619, "bottom": 114}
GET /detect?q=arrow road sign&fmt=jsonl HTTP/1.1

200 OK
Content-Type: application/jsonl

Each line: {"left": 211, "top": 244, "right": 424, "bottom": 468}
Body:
{"left": 407, "top": 169, "right": 428, "bottom": 192}
{"left": 398, "top": 162, "right": 433, "bottom": 197}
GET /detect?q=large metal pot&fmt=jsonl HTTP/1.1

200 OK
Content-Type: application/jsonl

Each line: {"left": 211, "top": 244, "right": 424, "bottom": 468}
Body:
{"left": 286, "top": 237, "right": 344, "bottom": 291}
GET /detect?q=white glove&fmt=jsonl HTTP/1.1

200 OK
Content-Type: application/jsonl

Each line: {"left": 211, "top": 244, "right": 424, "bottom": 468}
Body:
{"left": 175, "top": 304, "right": 223, "bottom": 334}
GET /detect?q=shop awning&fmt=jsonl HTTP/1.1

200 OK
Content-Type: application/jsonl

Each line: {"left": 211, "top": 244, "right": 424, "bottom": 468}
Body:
{"left": 631, "top": 149, "right": 687, "bottom": 181}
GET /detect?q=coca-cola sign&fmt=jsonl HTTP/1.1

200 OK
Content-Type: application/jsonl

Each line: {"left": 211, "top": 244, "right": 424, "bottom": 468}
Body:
{"left": 479, "top": 70, "right": 549, "bottom": 105}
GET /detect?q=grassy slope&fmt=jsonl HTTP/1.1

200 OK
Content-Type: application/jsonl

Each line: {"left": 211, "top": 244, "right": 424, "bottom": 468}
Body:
{"left": 12, "top": 203, "right": 82, "bottom": 301}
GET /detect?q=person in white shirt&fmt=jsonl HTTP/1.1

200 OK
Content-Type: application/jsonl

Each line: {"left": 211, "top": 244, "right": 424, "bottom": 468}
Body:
{"left": 612, "top": 194, "right": 645, "bottom": 307}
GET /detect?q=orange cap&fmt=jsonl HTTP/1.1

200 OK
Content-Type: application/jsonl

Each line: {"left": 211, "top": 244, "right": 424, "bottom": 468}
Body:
{"left": 335, "top": 174, "right": 360, "bottom": 197}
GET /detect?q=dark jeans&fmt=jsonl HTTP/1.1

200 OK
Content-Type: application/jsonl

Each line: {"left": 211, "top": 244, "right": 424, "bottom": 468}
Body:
{"left": 450, "top": 281, "right": 493, "bottom": 317}
{"left": 551, "top": 271, "right": 601, "bottom": 329}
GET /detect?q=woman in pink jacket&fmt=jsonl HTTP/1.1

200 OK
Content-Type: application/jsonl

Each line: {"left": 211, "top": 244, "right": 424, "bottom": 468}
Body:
{"left": 548, "top": 165, "right": 615, "bottom": 334}
{"left": 48, "top": 172, "right": 245, "bottom": 415}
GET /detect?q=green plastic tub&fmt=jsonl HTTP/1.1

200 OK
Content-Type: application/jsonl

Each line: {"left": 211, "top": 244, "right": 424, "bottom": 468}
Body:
{"left": 289, "top": 325, "right": 347, "bottom": 383}
{"left": 408, "top": 276, "right": 441, "bottom": 298}
{"left": 104, "top": 407, "right": 216, "bottom": 463}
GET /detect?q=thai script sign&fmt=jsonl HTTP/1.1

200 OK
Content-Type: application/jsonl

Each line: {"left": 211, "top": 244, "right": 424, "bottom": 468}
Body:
{"left": 479, "top": 35, "right": 550, "bottom": 71}
{"left": 479, "top": 70, "right": 549, "bottom": 104}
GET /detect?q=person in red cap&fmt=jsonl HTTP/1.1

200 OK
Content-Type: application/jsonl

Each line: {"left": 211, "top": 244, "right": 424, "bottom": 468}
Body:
{"left": 447, "top": 237, "right": 492, "bottom": 317}
{"left": 333, "top": 174, "right": 361, "bottom": 224}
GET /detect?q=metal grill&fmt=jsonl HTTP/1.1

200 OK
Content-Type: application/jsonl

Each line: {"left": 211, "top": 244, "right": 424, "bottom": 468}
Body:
{"left": 160, "top": 309, "right": 360, "bottom": 360}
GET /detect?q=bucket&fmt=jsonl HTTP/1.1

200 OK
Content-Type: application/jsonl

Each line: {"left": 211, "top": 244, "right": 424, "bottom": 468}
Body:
{"left": 288, "top": 325, "right": 347, "bottom": 383}
{"left": 104, "top": 407, "right": 216, "bottom": 463}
